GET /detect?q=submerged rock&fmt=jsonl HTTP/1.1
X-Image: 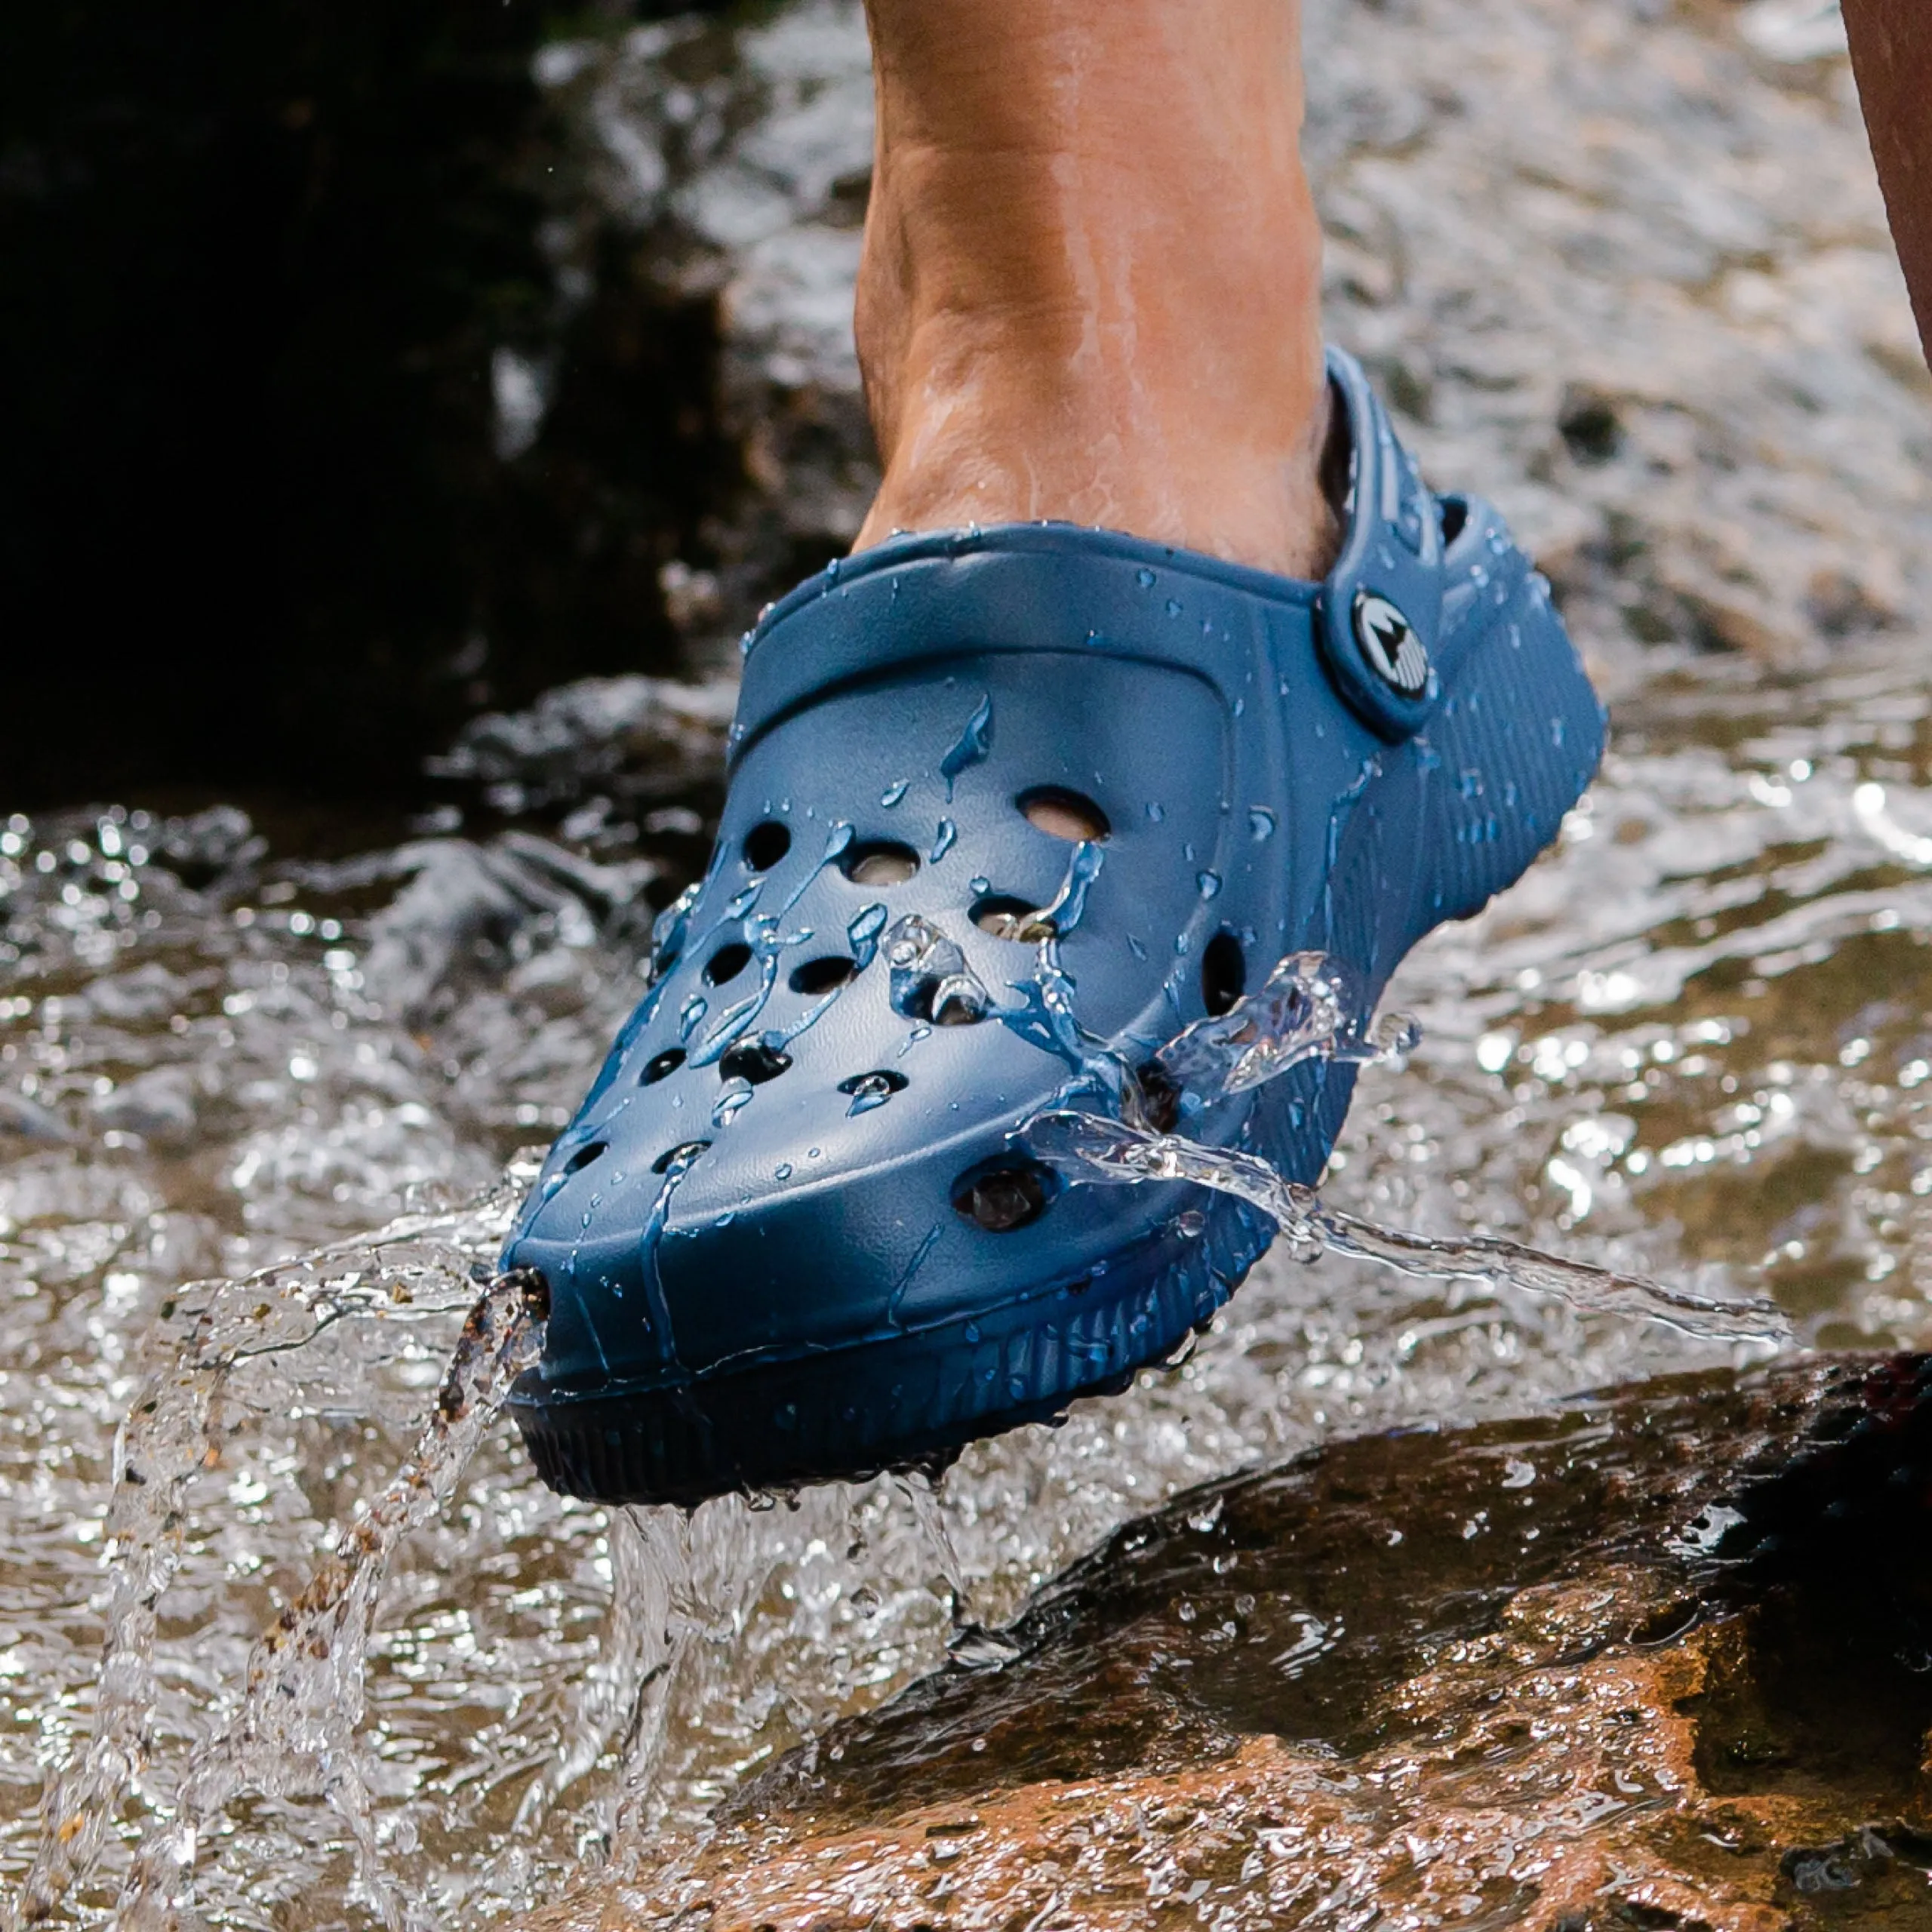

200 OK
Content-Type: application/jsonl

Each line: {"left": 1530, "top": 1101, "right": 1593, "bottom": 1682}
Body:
{"left": 530, "top": 1355, "right": 1932, "bottom": 1929}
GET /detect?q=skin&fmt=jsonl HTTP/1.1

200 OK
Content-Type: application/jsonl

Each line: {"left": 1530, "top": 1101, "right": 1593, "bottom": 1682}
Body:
{"left": 1843, "top": 0, "right": 1932, "bottom": 365}
{"left": 854, "top": 2, "right": 1929, "bottom": 578}
{"left": 854, "top": 0, "right": 1336, "bottom": 579}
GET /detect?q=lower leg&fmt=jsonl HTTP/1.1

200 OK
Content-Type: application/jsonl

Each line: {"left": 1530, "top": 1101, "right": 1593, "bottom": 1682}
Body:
{"left": 854, "top": 0, "right": 1335, "bottom": 578}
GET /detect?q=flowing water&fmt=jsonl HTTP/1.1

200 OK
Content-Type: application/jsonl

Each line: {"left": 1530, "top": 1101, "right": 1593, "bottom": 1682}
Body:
{"left": 7, "top": 0, "right": 1932, "bottom": 1922}
{"left": 8, "top": 616, "right": 1932, "bottom": 1932}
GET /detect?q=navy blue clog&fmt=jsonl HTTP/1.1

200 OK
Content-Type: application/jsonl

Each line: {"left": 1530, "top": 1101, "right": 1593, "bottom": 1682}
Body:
{"left": 502, "top": 347, "right": 1606, "bottom": 1505}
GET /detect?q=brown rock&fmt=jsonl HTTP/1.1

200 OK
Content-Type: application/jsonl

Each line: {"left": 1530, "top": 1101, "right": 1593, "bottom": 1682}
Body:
{"left": 520, "top": 1356, "right": 1932, "bottom": 1929}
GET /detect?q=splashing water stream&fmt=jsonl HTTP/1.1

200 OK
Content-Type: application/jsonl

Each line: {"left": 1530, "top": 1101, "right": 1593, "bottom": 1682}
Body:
{"left": 19, "top": 1164, "right": 546, "bottom": 1928}
{"left": 1028, "top": 1109, "right": 1790, "bottom": 1344}
{"left": 21, "top": 1205, "right": 550, "bottom": 1930}
{"left": 1027, "top": 950, "right": 1791, "bottom": 1346}
{"left": 115, "top": 1270, "right": 546, "bottom": 1932}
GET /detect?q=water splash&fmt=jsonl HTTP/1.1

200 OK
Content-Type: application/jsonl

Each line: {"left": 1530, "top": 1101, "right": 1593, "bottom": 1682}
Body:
{"left": 18, "top": 1164, "right": 546, "bottom": 1927}
{"left": 1027, "top": 947, "right": 1786, "bottom": 1341}
{"left": 898, "top": 1472, "right": 1021, "bottom": 1669}
{"left": 119, "top": 1270, "right": 545, "bottom": 1930}
{"left": 513, "top": 1503, "right": 691, "bottom": 1847}
{"left": 883, "top": 915, "right": 991, "bottom": 1026}
{"left": 1155, "top": 950, "right": 1418, "bottom": 1118}
{"left": 1024, "top": 1113, "right": 1789, "bottom": 1344}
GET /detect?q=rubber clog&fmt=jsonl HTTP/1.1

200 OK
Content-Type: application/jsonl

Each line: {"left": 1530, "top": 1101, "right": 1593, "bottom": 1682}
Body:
{"left": 502, "top": 347, "right": 1606, "bottom": 1505}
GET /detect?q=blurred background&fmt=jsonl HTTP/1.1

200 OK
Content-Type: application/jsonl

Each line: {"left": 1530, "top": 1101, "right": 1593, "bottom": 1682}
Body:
{"left": 1, "top": 0, "right": 865, "bottom": 814}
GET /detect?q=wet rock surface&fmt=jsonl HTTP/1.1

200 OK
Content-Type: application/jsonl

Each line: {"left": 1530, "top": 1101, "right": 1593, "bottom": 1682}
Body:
{"left": 536, "top": 1356, "right": 1932, "bottom": 1929}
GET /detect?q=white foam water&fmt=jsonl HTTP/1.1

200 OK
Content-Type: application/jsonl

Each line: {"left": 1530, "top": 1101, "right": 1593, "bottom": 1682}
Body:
{"left": 110, "top": 1268, "right": 546, "bottom": 1931}
{"left": 18, "top": 1164, "right": 546, "bottom": 1930}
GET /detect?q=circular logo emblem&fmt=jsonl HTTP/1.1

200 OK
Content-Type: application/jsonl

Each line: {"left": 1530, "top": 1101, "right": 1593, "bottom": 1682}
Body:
{"left": 1352, "top": 591, "right": 1429, "bottom": 697}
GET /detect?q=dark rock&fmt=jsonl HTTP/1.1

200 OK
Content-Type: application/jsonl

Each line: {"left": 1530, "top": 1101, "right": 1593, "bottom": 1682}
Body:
{"left": 527, "top": 1356, "right": 1932, "bottom": 1930}
{"left": 0, "top": 0, "right": 734, "bottom": 807}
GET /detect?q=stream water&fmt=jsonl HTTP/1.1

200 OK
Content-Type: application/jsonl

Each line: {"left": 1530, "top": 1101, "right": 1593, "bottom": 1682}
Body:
{"left": 6, "top": 0, "right": 1932, "bottom": 1923}
{"left": 11, "top": 620, "right": 1932, "bottom": 1930}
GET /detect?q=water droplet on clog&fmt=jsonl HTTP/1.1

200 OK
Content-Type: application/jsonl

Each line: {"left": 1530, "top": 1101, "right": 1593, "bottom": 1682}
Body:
{"left": 1249, "top": 807, "right": 1277, "bottom": 841}
{"left": 881, "top": 780, "right": 909, "bottom": 808}
{"left": 939, "top": 696, "right": 993, "bottom": 800}
{"left": 1197, "top": 870, "right": 1222, "bottom": 900}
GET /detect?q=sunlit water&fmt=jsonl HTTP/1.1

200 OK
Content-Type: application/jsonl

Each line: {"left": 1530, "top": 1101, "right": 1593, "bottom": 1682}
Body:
{"left": 8, "top": 629, "right": 1932, "bottom": 1927}
{"left": 8, "top": 0, "right": 1932, "bottom": 1921}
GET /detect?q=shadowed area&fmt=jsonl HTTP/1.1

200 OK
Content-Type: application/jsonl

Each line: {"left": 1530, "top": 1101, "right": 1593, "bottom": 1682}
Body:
{"left": 0, "top": 0, "right": 731, "bottom": 804}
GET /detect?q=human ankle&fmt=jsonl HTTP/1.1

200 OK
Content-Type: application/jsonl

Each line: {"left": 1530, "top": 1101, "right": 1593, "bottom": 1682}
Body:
{"left": 852, "top": 0, "right": 1337, "bottom": 580}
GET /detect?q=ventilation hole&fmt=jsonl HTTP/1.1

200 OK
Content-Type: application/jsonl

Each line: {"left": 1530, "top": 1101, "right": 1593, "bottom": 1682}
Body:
{"left": 1318, "top": 377, "right": 1355, "bottom": 521}
{"left": 790, "top": 955, "right": 857, "bottom": 995}
{"left": 641, "top": 1048, "right": 686, "bottom": 1085}
{"left": 838, "top": 1069, "right": 908, "bottom": 1098}
{"left": 743, "top": 820, "right": 792, "bottom": 872}
{"left": 901, "top": 977, "right": 987, "bottom": 1027}
{"left": 718, "top": 1042, "right": 792, "bottom": 1085}
{"left": 952, "top": 1163, "right": 1052, "bottom": 1233}
{"left": 1134, "top": 1062, "right": 1183, "bottom": 1134}
{"left": 652, "top": 1139, "right": 712, "bottom": 1174}
{"left": 1201, "top": 931, "right": 1247, "bottom": 1017}
{"left": 1438, "top": 494, "right": 1469, "bottom": 546}
{"left": 706, "top": 940, "right": 753, "bottom": 986}
{"left": 562, "top": 1141, "right": 607, "bottom": 1178}
{"left": 843, "top": 841, "right": 920, "bottom": 886}
{"left": 972, "top": 894, "right": 1055, "bottom": 942}
{"left": 1018, "top": 786, "right": 1110, "bottom": 843}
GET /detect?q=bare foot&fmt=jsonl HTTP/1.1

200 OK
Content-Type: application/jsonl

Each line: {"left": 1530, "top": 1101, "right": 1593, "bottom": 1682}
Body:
{"left": 853, "top": 0, "right": 1337, "bottom": 582}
